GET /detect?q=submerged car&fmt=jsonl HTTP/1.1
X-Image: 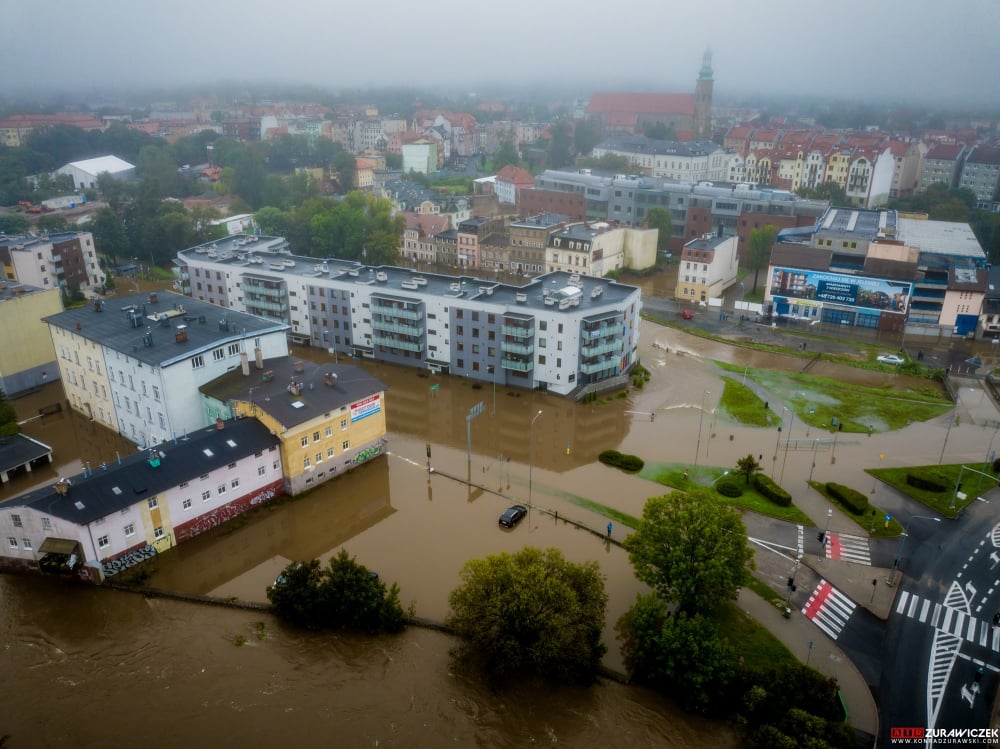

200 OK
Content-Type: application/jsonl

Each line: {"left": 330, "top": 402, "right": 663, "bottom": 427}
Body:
{"left": 876, "top": 354, "right": 905, "bottom": 365}
{"left": 681, "top": 309, "right": 694, "bottom": 320}
{"left": 499, "top": 505, "right": 528, "bottom": 528}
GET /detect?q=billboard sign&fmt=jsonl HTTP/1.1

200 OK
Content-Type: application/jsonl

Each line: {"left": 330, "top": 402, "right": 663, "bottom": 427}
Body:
{"left": 769, "top": 267, "right": 912, "bottom": 314}
{"left": 351, "top": 394, "right": 382, "bottom": 422}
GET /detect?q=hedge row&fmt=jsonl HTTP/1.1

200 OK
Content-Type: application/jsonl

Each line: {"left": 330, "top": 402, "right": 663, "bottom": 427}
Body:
{"left": 716, "top": 479, "right": 744, "bottom": 498}
{"left": 598, "top": 450, "right": 644, "bottom": 472}
{"left": 753, "top": 473, "right": 792, "bottom": 507}
{"left": 826, "top": 482, "right": 869, "bottom": 515}
{"left": 906, "top": 472, "right": 949, "bottom": 493}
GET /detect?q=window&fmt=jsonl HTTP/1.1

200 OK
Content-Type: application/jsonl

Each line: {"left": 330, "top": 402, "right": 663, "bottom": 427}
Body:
{"left": 301, "top": 436, "right": 309, "bottom": 447}
{"left": 183, "top": 498, "right": 192, "bottom": 510}
{"left": 325, "top": 426, "right": 333, "bottom": 437}
{"left": 313, "top": 431, "right": 321, "bottom": 442}
{"left": 303, "top": 457, "right": 311, "bottom": 469}
{"left": 11, "top": 514, "right": 22, "bottom": 528}
{"left": 97, "top": 535, "right": 110, "bottom": 549}
{"left": 327, "top": 447, "right": 335, "bottom": 458}
{"left": 152, "top": 385, "right": 160, "bottom": 401}
{"left": 202, "top": 490, "right": 211, "bottom": 501}
{"left": 213, "top": 348, "right": 225, "bottom": 361}
{"left": 230, "top": 478, "right": 240, "bottom": 489}
{"left": 217, "top": 484, "right": 226, "bottom": 495}
{"left": 22, "top": 538, "right": 31, "bottom": 550}
{"left": 42, "top": 517, "right": 51, "bottom": 531}
{"left": 342, "top": 440, "right": 350, "bottom": 451}
{"left": 227, "top": 462, "right": 237, "bottom": 469}
{"left": 153, "top": 527, "right": 164, "bottom": 540}
{"left": 191, "top": 355, "right": 205, "bottom": 369}
{"left": 124, "top": 523, "right": 135, "bottom": 537}
{"left": 7, "top": 537, "right": 17, "bottom": 549}
{"left": 147, "top": 498, "right": 158, "bottom": 510}
{"left": 273, "top": 460, "right": 280, "bottom": 470}
{"left": 258, "top": 465, "right": 266, "bottom": 476}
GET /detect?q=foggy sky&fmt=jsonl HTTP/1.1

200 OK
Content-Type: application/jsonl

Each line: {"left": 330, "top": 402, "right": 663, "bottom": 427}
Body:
{"left": 4, "top": 0, "right": 999, "bottom": 107}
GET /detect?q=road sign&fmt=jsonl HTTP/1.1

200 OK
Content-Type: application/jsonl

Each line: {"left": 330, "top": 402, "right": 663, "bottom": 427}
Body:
{"left": 430, "top": 383, "right": 440, "bottom": 391}
{"left": 469, "top": 401, "right": 484, "bottom": 419}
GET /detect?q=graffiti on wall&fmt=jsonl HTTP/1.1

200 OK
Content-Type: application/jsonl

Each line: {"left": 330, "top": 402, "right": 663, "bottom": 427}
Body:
{"left": 173, "top": 479, "right": 285, "bottom": 544}
{"left": 353, "top": 442, "right": 383, "bottom": 465}
{"left": 103, "top": 543, "right": 157, "bottom": 578}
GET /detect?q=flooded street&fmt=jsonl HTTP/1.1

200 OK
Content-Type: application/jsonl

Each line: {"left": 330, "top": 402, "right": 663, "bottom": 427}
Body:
{"left": 1, "top": 306, "right": 995, "bottom": 747}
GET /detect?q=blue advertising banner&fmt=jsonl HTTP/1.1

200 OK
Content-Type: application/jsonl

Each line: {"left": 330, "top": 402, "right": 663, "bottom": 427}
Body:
{"left": 769, "top": 267, "right": 912, "bottom": 314}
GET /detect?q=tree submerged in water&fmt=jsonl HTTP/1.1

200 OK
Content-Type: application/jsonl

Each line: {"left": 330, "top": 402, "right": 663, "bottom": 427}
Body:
{"left": 267, "top": 551, "right": 406, "bottom": 634}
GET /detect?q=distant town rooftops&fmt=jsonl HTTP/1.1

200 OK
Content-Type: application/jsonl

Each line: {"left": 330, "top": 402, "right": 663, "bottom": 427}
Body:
{"left": 509, "top": 213, "right": 573, "bottom": 229}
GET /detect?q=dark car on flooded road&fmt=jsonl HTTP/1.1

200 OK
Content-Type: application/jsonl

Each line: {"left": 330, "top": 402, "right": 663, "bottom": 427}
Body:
{"left": 499, "top": 505, "right": 527, "bottom": 528}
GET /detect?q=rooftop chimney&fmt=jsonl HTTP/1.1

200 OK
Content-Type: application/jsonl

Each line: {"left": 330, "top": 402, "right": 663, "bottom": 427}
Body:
{"left": 255, "top": 346, "right": 263, "bottom": 370}
{"left": 241, "top": 352, "right": 250, "bottom": 376}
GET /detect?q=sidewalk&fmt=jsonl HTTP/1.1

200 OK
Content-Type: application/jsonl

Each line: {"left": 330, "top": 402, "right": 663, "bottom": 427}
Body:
{"left": 738, "top": 585, "right": 880, "bottom": 738}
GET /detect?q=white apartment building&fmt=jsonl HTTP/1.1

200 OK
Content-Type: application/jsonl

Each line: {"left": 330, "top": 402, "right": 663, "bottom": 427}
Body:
{"left": 176, "top": 239, "right": 643, "bottom": 397}
{"left": 44, "top": 291, "right": 289, "bottom": 447}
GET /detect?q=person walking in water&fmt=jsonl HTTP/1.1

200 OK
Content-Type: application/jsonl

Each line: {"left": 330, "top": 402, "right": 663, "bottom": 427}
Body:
{"left": 606, "top": 522, "right": 613, "bottom": 539}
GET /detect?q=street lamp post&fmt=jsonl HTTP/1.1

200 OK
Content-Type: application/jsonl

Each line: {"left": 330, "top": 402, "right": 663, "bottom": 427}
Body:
{"left": 939, "top": 413, "right": 955, "bottom": 465}
{"left": 780, "top": 409, "right": 796, "bottom": 485}
{"left": 819, "top": 508, "right": 833, "bottom": 544}
{"left": 772, "top": 407, "right": 787, "bottom": 478}
{"left": 785, "top": 552, "right": 804, "bottom": 609}
{"left": 809, "top": 438, "right": 820, "bottom": 482}
{"left": 950, "top": 464, "right": 997, "bottom": 513}
{"left": 528, "top": 410, "right": 542, "bottom": 505}
{"left": 888, "top": 515, "right": 941, "bottom": 586}
{"left": 695, "top": 390, "right": 710, "bottom": 467}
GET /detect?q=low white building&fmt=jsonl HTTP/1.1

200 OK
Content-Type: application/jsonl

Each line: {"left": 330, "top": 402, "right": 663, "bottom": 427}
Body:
{"left": 55, "top": 156, "right": 135, "bottom": 190}
{"left": 674, "top": 233, "right": 739, "bottom": 304}
{"left": 0, "top": 418, "right": 284, "bottom": 582}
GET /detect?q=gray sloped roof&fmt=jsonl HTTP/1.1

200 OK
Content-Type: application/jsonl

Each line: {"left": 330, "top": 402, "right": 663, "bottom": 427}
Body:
{"left": 10, "top": 418, "right": 278, "bottom": 524}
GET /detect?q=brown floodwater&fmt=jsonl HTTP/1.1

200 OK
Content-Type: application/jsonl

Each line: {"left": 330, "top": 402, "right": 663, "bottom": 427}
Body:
{"left": 0, "top": 574, "right": 738, "bottom": 749}
{"left": 4, "top": 313, "right": 997, "bottom": 748}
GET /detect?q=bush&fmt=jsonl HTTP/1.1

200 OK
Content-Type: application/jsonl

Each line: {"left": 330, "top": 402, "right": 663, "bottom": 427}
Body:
{"left": 992, "top": 458, "right": 1000, "bottom": 474}
{"left": 906, "top": 472, "right": 948, "bottom": 492}
{"left": 754, "top": 474, "right": 792, "bottom": 507}
{"left": 826, "top": 482, "right": 869, "bottom": 514}
{"left": 716, "top": 479, "right": 744, "bottom": 498}
{"left": 599, "top": 450, "right": 644, "bottom": 472}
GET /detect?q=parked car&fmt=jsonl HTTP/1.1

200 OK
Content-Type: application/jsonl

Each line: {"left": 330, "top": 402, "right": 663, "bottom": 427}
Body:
{"left": 682, "top": 309, "right": 694, "bottom": 320}
{"left": 876, "top": 354, "right": 905, "bottom": 365}
{"left": 499, "top": 505, "right": 528, "bottom": 528}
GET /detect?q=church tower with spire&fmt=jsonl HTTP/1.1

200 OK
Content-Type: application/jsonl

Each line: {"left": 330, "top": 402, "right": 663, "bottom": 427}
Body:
{"left": 694, "top": 48, "right": 714, "bottom": 140}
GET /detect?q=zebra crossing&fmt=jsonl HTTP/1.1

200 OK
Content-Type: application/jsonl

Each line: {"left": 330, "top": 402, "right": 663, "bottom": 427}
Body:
{"left": 895, "top": 590, "right": 1000, "bottom": 651}
{"left": 824, "top": 531, "right": 871, "bottom": 565}
{"left": 802, "top": 580, "right": 857, "bottom": 640}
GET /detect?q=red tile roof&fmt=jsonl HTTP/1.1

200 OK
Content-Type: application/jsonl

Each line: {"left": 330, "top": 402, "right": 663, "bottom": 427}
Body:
{"left": 925, "top": 143, "right": 966, "bottom": 160}
{"left": 586, "top": 92, "right": 695, "bottom": 117}
{"left": 495, "top": 165, "right": 535, "bottom": 186}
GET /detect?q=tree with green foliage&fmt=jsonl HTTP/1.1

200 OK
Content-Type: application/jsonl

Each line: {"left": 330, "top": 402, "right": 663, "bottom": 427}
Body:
{"left": 572, "top": 118, "right": 603, "bottom": 157}
{"left": 0, "top": 390, "right": 19, "bottom": 436}
{"left": 267, "top": 552, "right": 406, "bottom": 634}
{"left": 643, "top": 121, "right": 677, "bottom": 141}
{"left": 35, "top": 214, "right": 72, "bottom": 234}
{"left": 0, "top": 213, "right": 29, "bottom": 235}
{"left": 736, "top": 454, "right": 762, "bottom": 485}
{"left": 576, "top": 153, "right": 633, "bottom": 173}
{"left": 795, "top": 181, "right": 848, "bottom": 205}
{"left": 617, "top": 594, "right": 735, "bottom": 712}
{"left": 90, "top": 207, "right": 129, "bottom": 266}
{"left": 446, "top": 546, "right": 607, "bottom": 683}
{"left": 746, "top": 224, "right": 778, "bottom": 294}
{"left": 546, "top": 120, "right": 574, "bottom": 169}
{"left": 624, "top": 490, "right": 754, "bottom": 616}
{"left": 645, "top": 206, "right": 673, "bottom": 253}
{"left": 493, "top": 134, "right": 520, "bottom": 170}
{"left": 232, "top": 147, "right": 267, "bottom": 209}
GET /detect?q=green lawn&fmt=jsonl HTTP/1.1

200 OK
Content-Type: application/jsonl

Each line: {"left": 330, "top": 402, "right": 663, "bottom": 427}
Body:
{"left": 638, "top": 462, "right": 814, "bottom": 524}
{"left": 719, "top": 375, "right": 781, "bottom": 427}
{"left": 719, "top": 601, "right": 797, "bottom": 671}
{"left": 806, "top": 480, "right": 903, "bottom": 537}
{"left": 868, "top": 463, "right": 999, "bottom": 518}
{"left": 715, "top": 363, "right": 952, "bottom": 434}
